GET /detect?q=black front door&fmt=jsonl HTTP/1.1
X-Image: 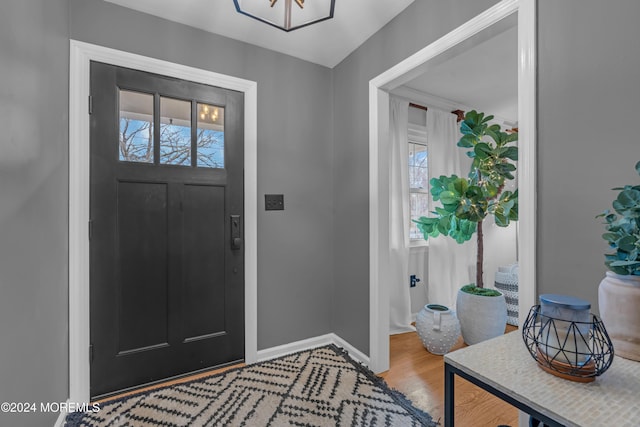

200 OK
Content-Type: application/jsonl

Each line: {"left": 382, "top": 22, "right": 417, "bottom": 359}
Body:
{"left": 89, "top": 62, "right": 244, "bottom": 398}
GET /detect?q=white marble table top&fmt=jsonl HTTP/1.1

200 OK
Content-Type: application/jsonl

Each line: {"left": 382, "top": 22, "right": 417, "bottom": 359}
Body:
{"left": 444, "top": 331, "right": 640, "bottom": 427}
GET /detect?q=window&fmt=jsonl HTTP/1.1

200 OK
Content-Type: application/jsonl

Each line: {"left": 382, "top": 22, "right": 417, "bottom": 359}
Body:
{"left": 409, "top": 124, "right": 429, "bottom": 242}
{"left": 118, "top": 89, "right": 225, "bottom": 168}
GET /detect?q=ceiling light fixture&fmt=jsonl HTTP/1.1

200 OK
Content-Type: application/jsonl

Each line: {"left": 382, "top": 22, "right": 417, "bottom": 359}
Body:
{"left": 233, "top": 0, "right": 336, "bottom": 32}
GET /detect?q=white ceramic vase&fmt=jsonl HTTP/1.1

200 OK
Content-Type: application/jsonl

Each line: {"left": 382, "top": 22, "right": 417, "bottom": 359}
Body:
{"left": 598, "top": 271, "right": 640, "bottom": 361}
{"left": 415, "top": 304, "right": 460, "bottom": 355}
{"left": 456, "top": 289, "right": 507, "bottom": 345}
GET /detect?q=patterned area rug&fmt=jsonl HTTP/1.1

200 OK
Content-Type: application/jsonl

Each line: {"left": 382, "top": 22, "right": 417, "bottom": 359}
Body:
{"left": 66, "top": 345, "right": 437, "bottom": 426}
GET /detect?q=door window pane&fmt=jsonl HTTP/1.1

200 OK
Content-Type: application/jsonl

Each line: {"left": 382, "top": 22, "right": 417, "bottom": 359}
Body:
{"left": 196, "top": 103, "right": 225, "bottom": 168}
{"left": 119, "top": 90, "right": 153, "bottom": 163}
{"left": 160, "top": 97, "right": 191, "bottom": 166}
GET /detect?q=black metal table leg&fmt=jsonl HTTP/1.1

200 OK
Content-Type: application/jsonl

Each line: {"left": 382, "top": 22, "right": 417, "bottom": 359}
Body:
{"left": 444, "top": 362, "right": 455, "bottom": 427}
{"left": 443, "top": 361, "right": 565, "bottom": 427}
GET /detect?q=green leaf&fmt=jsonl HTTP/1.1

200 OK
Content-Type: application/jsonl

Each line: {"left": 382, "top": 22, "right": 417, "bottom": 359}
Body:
{"left": 474, "top": 143, "right": 492, "bottom": 160}
{"left": 430, "top": 175, "right": 454, "bottom": 200}
{"left": 502, "top": 199, "right": 515, "bottom": 214}
{"left": 452, "top": 178, "right": 469, "bottom": 195}
{"left": 460, "top": 121, "right": 474, "bottom": 135}
{"left": 602, "top": 232, "right": 619, "bottom": 242}
{"left": 414, "top": 216, "right": 442, "bottom": 239}
{"left": 466, "top": 185, "right": 483, "bottom": 199}
{"left": 434, "top": 207, "right": 450, "bottom": 216}
{"left": 483, "top": 182, "right": 498, "bottom": 198}
{"left": 618, "top": 235, "right": 638, "bottom": 252}
{"left": 498, "top": 162, "right": 517, "bottom": 172}
{"left": 461, "top": 284, "right": 502, "bottom": 296}
{"left": 610, "top": 260, "right": 640, "bottom": 267}
{"left": 488, "top": 124, "right": 501, "bottom": 133}
{"left": 485, "top": 129, "right": 500, "bottom": 144}
{"left": 438, "top": 216, "right": 451, "bottom": 234}
{"left": 505, "top": 132, "right": 518, "bottom": 143}
{"left": 503, "top": 171, "right": 515, "bottom": 180}
{"left": 500, "top": 190, "right": 515, "bottom": 201}
{"left": 501, "top": 146, "right": 519, "bottom": 161}
{"left": 457, "top": 134, "right": 476, "bottom": 148}
{"left": 449, "top": 217, "right": 476, "bottom": 243}
{"left": 494, "top": 211, "right": 508, "bottom": 227}
{"left": 465, "top": 110, "right": 479, "bottom": 124}
{"left": 617, "top": 189, "right": 640, "bottom": 211}
{"left": 605, "top": 262, "right": 632, "bottom": 275}
{"left": 441, "top": 203, "right": 459, "bottom": 213}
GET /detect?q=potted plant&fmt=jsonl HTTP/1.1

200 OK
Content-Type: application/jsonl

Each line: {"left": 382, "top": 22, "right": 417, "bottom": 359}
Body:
{"left": 596, "top": 160, "right": 640, "bottom": 361}
{"left": 414, "top": 110, "right": 518, "bottom": 345}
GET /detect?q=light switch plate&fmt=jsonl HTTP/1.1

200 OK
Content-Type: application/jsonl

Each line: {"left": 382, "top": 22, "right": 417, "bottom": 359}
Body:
{"left": 265, "top": 194, "right": 284, "bottom": 210}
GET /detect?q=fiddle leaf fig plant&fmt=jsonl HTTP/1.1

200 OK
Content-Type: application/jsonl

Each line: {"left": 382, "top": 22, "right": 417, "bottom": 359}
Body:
{"left": 597, "top": 160, "right": 640, "bottom": 276}
{"left": 414, "top": 110, "right": 519, "bottom": 290}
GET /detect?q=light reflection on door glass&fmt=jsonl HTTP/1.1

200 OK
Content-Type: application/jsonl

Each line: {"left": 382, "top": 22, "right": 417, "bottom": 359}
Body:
{"left": 160, "top": 97, "right": 191, "bottom": 166}
{"left": 196, "top": 103, "right": 225, "bottom": 169}
{"left": 119, "top": 90, "right": 153, "bottom": 163}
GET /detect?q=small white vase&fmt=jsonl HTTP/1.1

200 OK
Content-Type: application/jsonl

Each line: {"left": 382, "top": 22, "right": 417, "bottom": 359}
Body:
{"left": 598, "top": 271, "right": 640, "bottom": 361}
{"left": 456, "top": 289, "right": 507, "bottom": 345}
{"left": 416, "top": 304, "right": 460, "bottom": 355}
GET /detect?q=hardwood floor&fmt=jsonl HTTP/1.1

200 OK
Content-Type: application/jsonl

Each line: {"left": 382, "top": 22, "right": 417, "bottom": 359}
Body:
{"left": 380, "top": 327, "right": 519, "bottom": 427}
{"left": 99, "top": 328, "right": 519, "bottom": 426}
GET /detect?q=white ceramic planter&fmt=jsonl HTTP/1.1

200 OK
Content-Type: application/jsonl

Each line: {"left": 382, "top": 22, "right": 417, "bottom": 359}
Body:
{"left": 456, "top": 288, "right": 507, "bottom": 345}
{"left": 415, "top": 304, "right": 460, "bottom": 355}
{"left": 598, "top": 271, "right": 640, "bottom": 361}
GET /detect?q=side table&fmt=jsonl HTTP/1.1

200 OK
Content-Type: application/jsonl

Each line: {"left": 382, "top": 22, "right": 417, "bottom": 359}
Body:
{"left": 444, "top": 331, "right": 640, "bottom": 427}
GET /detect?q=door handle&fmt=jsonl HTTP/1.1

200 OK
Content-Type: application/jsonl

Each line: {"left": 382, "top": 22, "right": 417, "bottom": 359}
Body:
{"left": 230, "top": 215, "right": 242, "bottom": 250}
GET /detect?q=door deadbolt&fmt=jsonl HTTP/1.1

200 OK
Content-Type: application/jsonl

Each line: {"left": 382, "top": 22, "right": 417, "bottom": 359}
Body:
{"left": 230, "top": 215, "right": 242, "bottom": 250}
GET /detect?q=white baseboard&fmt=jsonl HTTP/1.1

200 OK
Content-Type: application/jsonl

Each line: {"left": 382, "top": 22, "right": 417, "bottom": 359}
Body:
{"left": 53, "top": 399, "right": 69, "bottom": 427}
{"left": 256, "top": 333, "right": 370, "bottom": 367}
{"left": 330, "top": 333, "right": 370, "bottom": 366}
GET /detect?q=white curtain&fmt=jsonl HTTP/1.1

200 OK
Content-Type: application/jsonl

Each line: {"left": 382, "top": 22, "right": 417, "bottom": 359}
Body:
{"left": 427, "top": 108, "right": 475, "bottom": 310}
{"left": 388, "top": 96, "right": 414, "bottom": 334}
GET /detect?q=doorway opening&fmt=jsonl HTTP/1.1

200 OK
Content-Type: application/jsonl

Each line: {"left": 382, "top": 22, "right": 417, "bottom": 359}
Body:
{"left": 69, "top": 40, "right": 258, "bottom": 403}
{"left": 368, "top": 0, "right": 536, "bottom": 373}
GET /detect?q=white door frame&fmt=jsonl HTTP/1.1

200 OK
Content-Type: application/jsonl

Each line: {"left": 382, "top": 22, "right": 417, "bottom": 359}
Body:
{"left": 68, "top": 40, "right": 258, "bottom": 402}
{"left": 368, "top": 0, "right": 536, "bottom": 373}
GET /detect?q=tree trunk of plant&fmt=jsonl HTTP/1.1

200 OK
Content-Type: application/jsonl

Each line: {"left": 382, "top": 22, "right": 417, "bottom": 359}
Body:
{"left": 476, "top": 220, "right": 484, "bottom": 288}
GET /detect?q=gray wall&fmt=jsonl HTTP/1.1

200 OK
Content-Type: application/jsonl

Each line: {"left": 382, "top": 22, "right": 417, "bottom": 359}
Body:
{"left": 537, "top": 0, "right": 640, "bottom": 309}
{"left": 331, "top": 0, "right": 500, "bottom": 353}
{"left": 68, "top": 0, "right": 335, "bottom": 350}
{"left": 0, "top": 0, "right": 69, "bottom": 426}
